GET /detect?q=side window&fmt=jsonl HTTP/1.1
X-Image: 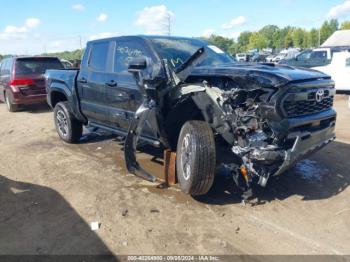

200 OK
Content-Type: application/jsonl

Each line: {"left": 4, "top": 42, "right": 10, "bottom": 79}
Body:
{"left": 310, "top": 51, "right": 327, "bottom": 60}
{"left": 346, "top": 58, "right": 350, "bottom": 67}
{"left": 1, "top": 59, "right": 10, "bottom": 76}
{"left": 298, "top": 52, "right": 311, "bottom": 61}
{"left": 114, "top": 41, "right": 148, "bottom": 73}
{"left": 88, "top": 42, "right": 109, "bottom": 71}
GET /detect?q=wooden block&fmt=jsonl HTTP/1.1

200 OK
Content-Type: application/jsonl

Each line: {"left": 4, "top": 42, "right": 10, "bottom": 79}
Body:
{"left": 164, "top": 149, "right": 177, "bottom": 186}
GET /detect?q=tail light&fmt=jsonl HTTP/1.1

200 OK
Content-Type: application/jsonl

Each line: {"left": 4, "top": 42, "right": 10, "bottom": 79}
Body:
{"left": 9, "top": 79, "right": 35, "bottom": 92}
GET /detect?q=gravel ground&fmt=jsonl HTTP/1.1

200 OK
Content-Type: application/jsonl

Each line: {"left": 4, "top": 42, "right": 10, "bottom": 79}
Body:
{"left": 0, "top": 95, "right": 349, "bottom": 255}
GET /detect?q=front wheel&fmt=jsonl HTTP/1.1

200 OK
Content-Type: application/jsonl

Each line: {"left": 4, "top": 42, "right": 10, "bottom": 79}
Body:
{"left": 54, "top": 102, "right": 82, "bottom": 143}
{"left": 176, "top": 121, "right": 216, "bottom": 196}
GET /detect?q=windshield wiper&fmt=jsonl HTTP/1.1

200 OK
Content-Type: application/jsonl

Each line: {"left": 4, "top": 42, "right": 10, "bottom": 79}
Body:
{"left": 175, "top": 47, "right": 207, "bottom": 82}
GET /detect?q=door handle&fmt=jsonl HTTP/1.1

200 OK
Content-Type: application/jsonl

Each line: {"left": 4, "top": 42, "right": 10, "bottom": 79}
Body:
{"left": 78, "top": 78, "right": 87, "bottom": 84}
{"left": 105, "top": 80, "right": 117, "bottom": 87}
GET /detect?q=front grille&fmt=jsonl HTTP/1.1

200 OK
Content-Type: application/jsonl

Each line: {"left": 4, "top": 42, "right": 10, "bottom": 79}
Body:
{"left": 282, "top": 88, "right": 334, "bottom": 118}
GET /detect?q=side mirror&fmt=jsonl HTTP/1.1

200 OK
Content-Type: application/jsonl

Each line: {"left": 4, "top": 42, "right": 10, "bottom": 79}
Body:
{"left": 128, "top": 57, "right": 147, "bottom": 73}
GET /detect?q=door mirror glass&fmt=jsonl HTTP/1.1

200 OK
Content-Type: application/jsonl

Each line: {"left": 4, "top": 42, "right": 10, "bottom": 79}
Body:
{"left": 128, "top": 57, "right": 147, "bottom": 72}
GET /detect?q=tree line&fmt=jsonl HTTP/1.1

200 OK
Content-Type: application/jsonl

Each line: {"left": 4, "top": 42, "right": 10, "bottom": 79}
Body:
{"left": 1, "top": 19, "right": 350, "bottom": 60}
{"left": 204, "top": 19, "right": 350, "bottom": 54}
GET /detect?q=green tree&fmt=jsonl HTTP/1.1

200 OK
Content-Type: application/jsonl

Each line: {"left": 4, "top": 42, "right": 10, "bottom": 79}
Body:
{"left": 302, "top": 30, "right": 310, "bottom": 48}
{"left": 284, "top": 30, "right": 294, "bottom": 48}
{"left": 248, "top": 32, "right": 268, "bottom": 49}
{"left": 42, "top": 49, "right": 84, "bottom": 61}
{"left": 228, "top": 42, "right": 240, "bottom": 55}
{"left": 308, "top": 28, "right": 319, "bottom": 47}
{"left": 341, "top": 21, "right": 350, "bottom": 30}
{"left": 206, "top": 35, "right": 234, "bottom": 52}
{"left": 237, "top": 31, "right": 252, "bottom": 52}
{"left": 259, "top": 25, "right": 279, "bottom": 48}
{"left": 329, "top": 19, "right": 339, "bottom": 32}
{"left": 292, "top": 28, "right": 305, "bottom": 47}
{"left": 320, "top": 19, "right": 338, "bottom": 44}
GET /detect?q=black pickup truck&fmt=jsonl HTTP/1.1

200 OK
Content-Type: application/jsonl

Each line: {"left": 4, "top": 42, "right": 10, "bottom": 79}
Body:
{"left": 45, "top": 36, "right": 336, "bottom": 197}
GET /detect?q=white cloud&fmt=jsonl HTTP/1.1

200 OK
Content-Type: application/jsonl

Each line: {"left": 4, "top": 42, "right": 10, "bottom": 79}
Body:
{"left": 4, "top": 25, "right": 27, "bottom": 34}
{"left": 72, "top": 4, "right": 85, "bottom": 11}
{"left": 97, "top": 13, "right": 108, "bottom": 22}
{"left": 327, "top": 0, "right": 350, "bottom": 19}
{"left": 25, "top": 18, "right": 41, "bottom": 28}
{"left": 135, "top": 5, "right": 175, "bottom": 35}
{"left": 0, "top": 18, "right": 41, "bottom": 41}
{"left": 220, "top": 31, "right": 241, "bottom": 39}
{"left": 89, "top": 32, "right": 115, "bottom": 40}
{"left": 202, "top": 28, "right": 215, "bottom": 38}
{"left": 222, "top": 16, "right": 246, "bottom": 29}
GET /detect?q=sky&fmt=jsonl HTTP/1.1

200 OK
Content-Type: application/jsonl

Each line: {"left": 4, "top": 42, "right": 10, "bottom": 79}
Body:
{"left": 0, "top": 0, "right": 350, "bottom": 54}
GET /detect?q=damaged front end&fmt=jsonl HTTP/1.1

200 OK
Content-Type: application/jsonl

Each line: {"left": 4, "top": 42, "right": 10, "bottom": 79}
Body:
{"left": 185, "top": 73, "right": 336, "bottom": 197}
{"left": 125, "top": 46, "right": 336, "bottom": 198}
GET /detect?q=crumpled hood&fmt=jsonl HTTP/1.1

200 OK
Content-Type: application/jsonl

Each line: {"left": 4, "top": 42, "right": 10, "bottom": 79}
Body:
{"left": 189, "top": 63, "right": 331, "bottom": 85}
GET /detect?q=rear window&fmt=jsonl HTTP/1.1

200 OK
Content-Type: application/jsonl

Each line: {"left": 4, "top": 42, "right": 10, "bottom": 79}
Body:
{"left": 346, "top": 58, "right": 350, "bottom": 67}
{"left": 15, "top": 58, "right": 63, "bottom": 76}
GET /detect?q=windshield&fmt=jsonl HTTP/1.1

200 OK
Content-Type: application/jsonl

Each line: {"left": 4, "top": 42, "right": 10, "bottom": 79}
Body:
{"left": 149, "top": 38, "right": 234, "bottom": 70}
{"left": 15, "top": 58, "right": 63, "bottom": 76}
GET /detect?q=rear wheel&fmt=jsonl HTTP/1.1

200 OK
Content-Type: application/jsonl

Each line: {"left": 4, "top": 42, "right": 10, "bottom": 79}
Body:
{"left": 54, "top": 102, "right": 82, "bottom": 143}
{"left": 5, "top": 92, "right": 19, "bottom": 112}
{"left": 176, "top": 121, "right": 216, "bottom": 196}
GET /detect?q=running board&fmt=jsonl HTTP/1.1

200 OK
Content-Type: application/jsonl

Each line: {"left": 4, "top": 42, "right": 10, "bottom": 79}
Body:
{"left": 87, "top": 122, "right": 161, "bottom": 147}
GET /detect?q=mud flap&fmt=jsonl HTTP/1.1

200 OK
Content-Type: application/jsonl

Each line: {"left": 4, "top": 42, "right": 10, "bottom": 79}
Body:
{"left": 124, "top": 100, "right": 158, "bottom": 182}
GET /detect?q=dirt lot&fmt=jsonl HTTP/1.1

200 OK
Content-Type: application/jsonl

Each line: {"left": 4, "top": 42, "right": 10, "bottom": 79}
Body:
{"left": 0, "top": 95, "right": 349, "bottom": 256}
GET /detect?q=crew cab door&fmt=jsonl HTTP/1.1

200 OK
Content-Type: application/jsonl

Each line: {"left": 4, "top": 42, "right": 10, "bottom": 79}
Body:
{"left": 305, "top": 50, "right": 331, "bottom": 68}
{"left": 78, "top": 41, "right": 113, "bottom": 125}
{"left": 105, "top": 38, "right": 158, "bottom": 138}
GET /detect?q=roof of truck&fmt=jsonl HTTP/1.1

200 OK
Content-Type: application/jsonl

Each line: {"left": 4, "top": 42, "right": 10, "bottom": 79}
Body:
{"left": 87, "top": 35, "right": 208, "bottom": 44}
{"left": 322, "top": 30, "right": 350, "bottom": 47}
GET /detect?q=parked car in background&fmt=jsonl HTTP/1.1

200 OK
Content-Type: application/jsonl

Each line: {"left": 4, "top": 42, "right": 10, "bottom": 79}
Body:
{"left": 313, "top": 52, "right": 350, "bottom": 92}
{"left": 251, "top": 53, "right": 269, "bottom": 62}
{"left": 280, "top": 47, "right": 350, "bottom": 92}
{"left": 60, "top": 59, "right": 73, "bottom": 69}
{"left": 0, "top": 56, "right": 63, "bottom": 112}
{"left": 236, "top": 53, "right": 248, "bottom": 62}
{"left": 280, "top": 48, "right": 331, "bottom": 68}
{"left": 273, "top": 49, "right": 300, "bottom": 63}
{"left": 45, "top": 35, "right": 336, "bottom": 197}
{"left": 265, "top": 54, "right": 275, "bottom": 63}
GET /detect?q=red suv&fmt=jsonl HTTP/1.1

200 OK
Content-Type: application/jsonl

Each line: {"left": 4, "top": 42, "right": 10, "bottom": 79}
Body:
{"left": 0, "top": 56, "right": 64, "bottom": 112}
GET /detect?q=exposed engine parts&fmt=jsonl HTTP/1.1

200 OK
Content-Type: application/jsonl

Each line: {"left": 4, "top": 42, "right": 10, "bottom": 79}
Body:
{"left": 188, "top": 84, "right": 287, "bottom": 195}
{"left": 124, "top": 46, "right": 336, "bottom": 200}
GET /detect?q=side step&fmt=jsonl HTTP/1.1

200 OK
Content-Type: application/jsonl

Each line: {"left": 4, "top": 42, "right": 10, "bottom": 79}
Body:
{"left": 88, "top": 122, "right": 161, "bottom": 147}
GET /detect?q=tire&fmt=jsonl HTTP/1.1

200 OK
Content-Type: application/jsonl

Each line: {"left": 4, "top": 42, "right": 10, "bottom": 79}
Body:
{"left": 54, "top": 102, "right": 82, "bottom": 143}
{"left": 5, "top": 91, "right": 19, "bottom": 112}
{"left": 176, "top": 121, "right": 216, "bottom": 196}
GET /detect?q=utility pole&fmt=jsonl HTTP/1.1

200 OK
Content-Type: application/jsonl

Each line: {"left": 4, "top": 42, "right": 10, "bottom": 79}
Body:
{"left": 318, "top": 29, "right": 321, "bottom": 47}
{"left": 79, "top": 35, "right": 83, "bottom": 51}
{"left": 163, "top": 13, "right": 171, "bottom": 36}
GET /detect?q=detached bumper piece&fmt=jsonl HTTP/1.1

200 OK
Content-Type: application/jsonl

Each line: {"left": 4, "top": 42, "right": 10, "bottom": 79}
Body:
{"left": 124, "top": 101, "right": 158, "bottom": 183}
